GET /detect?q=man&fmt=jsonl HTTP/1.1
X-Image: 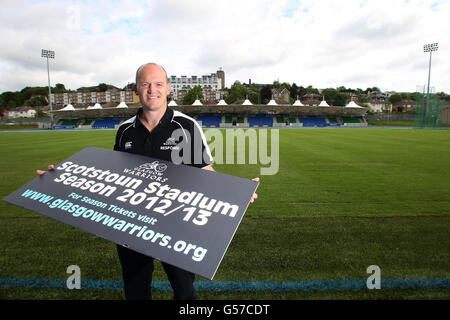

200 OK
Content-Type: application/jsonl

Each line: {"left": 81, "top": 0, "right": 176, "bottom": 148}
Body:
{"left": 38, "top": 62, "right": 258, "bottom": 300}
{"left": 114, "top": 62, "right": 217, "bottom": 300}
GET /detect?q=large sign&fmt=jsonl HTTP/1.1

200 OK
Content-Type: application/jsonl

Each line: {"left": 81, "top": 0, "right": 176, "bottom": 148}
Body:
{"left": 3, "top": 147, "right": 258, "bottom": 280}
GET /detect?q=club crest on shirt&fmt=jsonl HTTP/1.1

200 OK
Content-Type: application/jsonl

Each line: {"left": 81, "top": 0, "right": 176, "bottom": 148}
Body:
{"left": 124, "top": 141, "right": 132, "bottom": 150}
{"left": 160, "top": 137, "right": 180, "bottom": 151}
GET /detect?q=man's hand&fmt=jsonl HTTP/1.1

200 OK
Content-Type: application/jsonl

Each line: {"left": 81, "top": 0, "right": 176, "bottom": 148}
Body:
{"left": 37, "top": 164, "right": 54, "bottom": 175}
{"left": 250, "top": 177, "right": 259, "bottom": 203}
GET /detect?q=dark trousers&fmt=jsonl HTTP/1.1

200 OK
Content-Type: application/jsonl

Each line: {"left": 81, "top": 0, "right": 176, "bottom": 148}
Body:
{"left": 116, "top": 245, "right": 197, "bottom": 300}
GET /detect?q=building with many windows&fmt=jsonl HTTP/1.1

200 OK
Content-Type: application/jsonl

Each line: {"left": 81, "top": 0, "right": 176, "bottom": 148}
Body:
{"left": 169, "top": 70, "right": 225, "bottom": 103}
{"left": 7, "top": 107, "right": 37, "bottom": 118}
{"left": 50, "top": 90, "right": 136, "bottom": 108}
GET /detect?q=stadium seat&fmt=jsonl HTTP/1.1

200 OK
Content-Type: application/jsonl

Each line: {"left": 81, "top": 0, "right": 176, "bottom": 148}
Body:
{"left": 327, "top": 118, "right": 340, "bottom": 126}
{"left": 82, "top": 119, "right": 94, "bottom": 125}
{"left": 92, "top": 118, "right": 121, "bottom": 129}
{"left": 196, "top": 115, "right": 222, "bottom": 127}
{"left": 247, "top": 115, "right": 273, "bottom": 127}
{"left": 299, "top": 116, "right": 327, "bottom": 127}
{"left": 342, "top": 117, "right": 361, "bottom": 123}
{"left": 59, "top": 119, "right": 79, "bottom": 126}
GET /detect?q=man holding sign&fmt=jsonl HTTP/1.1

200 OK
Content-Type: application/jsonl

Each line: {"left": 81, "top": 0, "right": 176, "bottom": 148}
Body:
{"left": 38, "top": 62, "right": 258, "bottom": 300}
{"left": 115, "top": 63, "right": 216, "bottom": 300}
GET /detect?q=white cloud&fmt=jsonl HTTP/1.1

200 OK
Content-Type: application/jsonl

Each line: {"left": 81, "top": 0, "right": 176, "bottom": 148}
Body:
{"left": 0, "top": 0, "right": 449, "bottom": 94}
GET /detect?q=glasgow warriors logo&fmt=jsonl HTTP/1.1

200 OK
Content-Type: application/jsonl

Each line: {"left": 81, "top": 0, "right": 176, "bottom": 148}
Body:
{"left": 123, "top": 160, "right": 169, "bottom": 182}
{"left": 138, "top": 161, "right": 168, "bottom": 173}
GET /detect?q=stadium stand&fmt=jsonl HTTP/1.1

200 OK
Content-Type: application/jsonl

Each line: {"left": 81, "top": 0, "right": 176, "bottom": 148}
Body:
{"left": 59, "top": 119, "right": 79, "bottom": 126}
{"left": 328, "top": 118, "right": 338, "bottom": 123}
{"left": 248, "top": 115, "right": 273, "bottom": 127}
{"left": 275, "top": 115, "right": 295, "bottom": 126}
{"left": 276, "top": 116, "right": 284, "bottom": 123}
{"left": 342, "top": 117, "right": 361, "bottom": 123}
{"left": 92, "top": 118, "right": 121, "bottom": 129}
{"left": 50, "top": 102, "right": 368, "bottom": 130}
{"left": 221, "top": 114, "right": 247, "bottom": 127}
{"left": 327, "top": 118, "right": 341, "bottom": 127}
{"left": 197, "top": 114, "right": 222, "bottom": 127}
{"left": 82, "top": 119, "right": 94, "bottom": 125}
{"left": 299, "top": 116, "right": 327, "bottom": 127}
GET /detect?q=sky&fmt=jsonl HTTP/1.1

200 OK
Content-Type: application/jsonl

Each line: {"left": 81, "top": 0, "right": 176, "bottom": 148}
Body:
{"left": 1, "top": 0, "right": 449, "bottom": 94}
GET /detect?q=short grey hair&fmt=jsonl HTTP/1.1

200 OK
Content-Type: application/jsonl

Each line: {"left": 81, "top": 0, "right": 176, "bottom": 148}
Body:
{"left": 135, "top": 62, "right": 169, "bottom": 85}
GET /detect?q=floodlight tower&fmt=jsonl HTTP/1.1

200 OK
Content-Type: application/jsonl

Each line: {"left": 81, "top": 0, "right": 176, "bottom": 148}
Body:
{"left": 422, "top": 43, "right": 438, "bottom": 127}
{"left": 41, "top": 49, "right": 55, "bottom": 129}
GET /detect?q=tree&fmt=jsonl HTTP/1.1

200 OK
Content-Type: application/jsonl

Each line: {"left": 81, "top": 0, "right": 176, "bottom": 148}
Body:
{"left": 290, "top": 83, "right": 298, "bottom": 100}
{"left": 400, "top": 93, "right": 409, "bottom": 100}
{"left": 21, "top": 86, "right": 48, "bottom": 98}
{"left": 24, "top": 96, "right": 47, "bottom": 107}
{"left": 182, "top": 86, "right": 204, "bottom": 105}
{"left": 297, "top": 86, "right": 307, "bottom": 98}
{"left": 367, "top": 87, "right": 381, "bottom": 93}
{"left": 35, "top": 108, "right": 48, "bottom": 118}
{"left": 280, "top": 82, "right": 291, "bottom": 91}
{"left": 334, "top": 92, "right": 350, "bottom": 106}
{"left": 357, "top": 95, "right": 370, "bottom": 103}
{"left": 248, "top": 91, "right": 260, "bottom": 104}
{"left": 225, "top": 82, "right": 249, "bottom": 104}
{"left": 260, "top": 86, "right": 272, "bottom": 104}
{"left": 322, "top": 88, "right": 349, "bottom": 106}
{"left": 2, "top": 91, "right": 21, "bottom": 109}
{"left": 249, "top": 84, "right": 262, "bottom": 103}
{"left": 322, "top": 88, "right": 338, "bottom": 105}
{"left": 54, "top": 83, "right": 66, "bottom": 93}
{"left": 389, "top": 94, "right": 402, "bottom": 104}
{"left": 272, "top": 80, "right": 281, "bottom": 89}
{"left": 437, "top": 92, "right": 450, "bottom": 101}
{"left": 305, "top": 85, "right": 319, "bottom": 95}
{"left": 98, "top": 83, "right": 108, "bottom": 92}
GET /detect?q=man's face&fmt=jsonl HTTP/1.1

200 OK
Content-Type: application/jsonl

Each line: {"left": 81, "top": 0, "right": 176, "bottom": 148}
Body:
{"left": 136, "top": 64, "right": 171, "bottom": 111}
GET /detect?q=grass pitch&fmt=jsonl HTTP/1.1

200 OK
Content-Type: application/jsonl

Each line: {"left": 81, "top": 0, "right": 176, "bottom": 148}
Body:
{"left": 0, "top": 128, "right": 449, "bottom": 299}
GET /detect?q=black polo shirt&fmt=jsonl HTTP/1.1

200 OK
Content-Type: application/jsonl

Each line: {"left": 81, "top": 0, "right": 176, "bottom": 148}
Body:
{"left": 114, "top": 107, "right": 213, "bottom": 168}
